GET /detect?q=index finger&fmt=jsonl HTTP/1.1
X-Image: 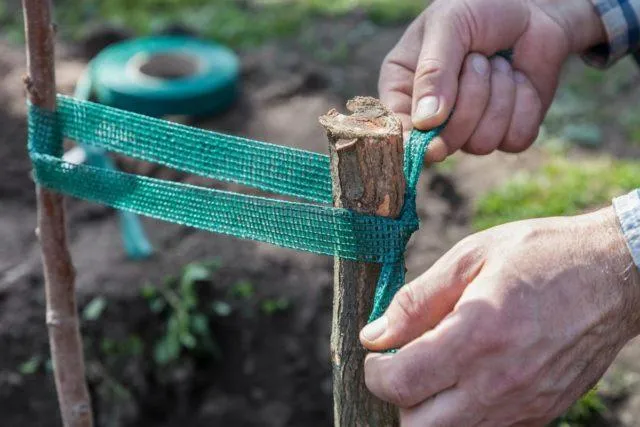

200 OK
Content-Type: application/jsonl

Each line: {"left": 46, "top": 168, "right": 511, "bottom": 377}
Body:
{"left": 378, "top": 12, "right": 426, "bottom": 140}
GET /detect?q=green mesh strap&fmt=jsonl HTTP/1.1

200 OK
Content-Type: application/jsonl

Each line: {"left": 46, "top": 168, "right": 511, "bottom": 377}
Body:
{"left": 56, "top": 95, "right": 332, "bottom": 203}
{"left": 28, "top": 96, "right": 440, "bottom": 322}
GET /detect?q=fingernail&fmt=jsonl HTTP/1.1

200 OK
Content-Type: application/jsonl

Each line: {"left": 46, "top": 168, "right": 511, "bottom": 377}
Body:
{"left": 415, "top": 96, "right": 439, "bottom": 122}
{"left": 361, "top": 316, "right": 388, "bottom": 342}
{"left": 514, "top": 71, "right": 527, "bottom": 84}
{"left": 492, "top": 57, "right": 512, "bottom": 74}
{"left": 471, "top": 54, "right": 489, "bottom": 76}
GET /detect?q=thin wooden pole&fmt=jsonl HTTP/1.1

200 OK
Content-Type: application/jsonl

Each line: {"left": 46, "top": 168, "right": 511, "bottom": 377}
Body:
{"left": 320, "top": 97, "right": 403, "bottom": 427}
{"left": 22, "top": 1, "right": 93, "bottom": 425}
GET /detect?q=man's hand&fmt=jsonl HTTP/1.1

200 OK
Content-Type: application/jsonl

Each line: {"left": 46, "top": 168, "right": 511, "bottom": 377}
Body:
{"left": 360, "top": 208, "right": 640, "bottom": 426}
{"left": 380, "top": 0, "right": 606, "bottom": 162}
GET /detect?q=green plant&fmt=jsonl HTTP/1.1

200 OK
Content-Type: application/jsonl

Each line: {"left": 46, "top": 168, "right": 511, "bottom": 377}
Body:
{"left": 142, "top": 261, "right": 221, "bottom": 365}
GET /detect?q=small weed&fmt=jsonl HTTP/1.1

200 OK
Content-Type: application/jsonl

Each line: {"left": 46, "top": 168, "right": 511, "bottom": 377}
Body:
{"left": 142, "top": 261, "right": 221, "bottom": 365}
{"left": 230, "top": 280, "right": 255, "bottom": 300}
{"left": 100, "top": 335, "right": 144, "bottom": 358}
{"left": 261, "top": 297, "right": 290, "bottom": 315}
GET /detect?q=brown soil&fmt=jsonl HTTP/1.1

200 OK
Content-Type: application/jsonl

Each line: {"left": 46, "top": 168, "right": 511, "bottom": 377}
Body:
{"left": 0, "top": 15, "right": 638, "bottom": 427}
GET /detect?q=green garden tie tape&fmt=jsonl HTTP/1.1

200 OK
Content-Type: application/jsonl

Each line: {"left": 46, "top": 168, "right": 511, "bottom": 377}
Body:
{"left": 28, "top": 95, "right": 441, "bottom": 322}
{"left": 90, "top": 36, "right": 239, "bottom": 117}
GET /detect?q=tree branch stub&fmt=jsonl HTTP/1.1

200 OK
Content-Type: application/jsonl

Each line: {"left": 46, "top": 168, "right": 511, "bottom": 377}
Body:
{"left": 320, "top": 96, "right": 404, "bottom": 427}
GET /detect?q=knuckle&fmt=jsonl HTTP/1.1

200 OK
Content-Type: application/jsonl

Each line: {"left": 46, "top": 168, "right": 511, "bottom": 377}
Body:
{"left": 464, "top": 314, "right": 508, "bottom": 358}
{"left": 451, "top": 233, "right": 481, "bottom": 255}
{"left": 392, "top": 284, "right": 422, "bottom": 323}
{"left": 481, "top": 365, "right": 540, "bottom": 405}
{"left": 414, "top": 58, "right": 447, "bottom": 87}
{"left": 502, "top": 126, "right": 538, "bottom": 153}
{"left": 466, "top": 135, "right": 500, "bottom": 155}
{"left": 383, "top": 366, "right": 417, "bottom": 408}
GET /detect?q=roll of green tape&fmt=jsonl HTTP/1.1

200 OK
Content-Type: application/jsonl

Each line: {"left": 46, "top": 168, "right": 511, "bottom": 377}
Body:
{"left": 91, "top": 36, "right": 239, "bottom": 117}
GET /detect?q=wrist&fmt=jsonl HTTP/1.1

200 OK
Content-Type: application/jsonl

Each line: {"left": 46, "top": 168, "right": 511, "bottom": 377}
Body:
{"left": 540, "top": 0, "right": 607, "bottom": 53}
{"left": 592, "top": 206, "right": 640, "bottom": 337}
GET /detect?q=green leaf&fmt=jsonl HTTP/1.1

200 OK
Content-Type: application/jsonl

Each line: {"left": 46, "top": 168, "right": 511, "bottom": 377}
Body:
{"left": 154, "top": 336, "right": 181, "bottom": 365}
{"left": 101, "top": 338, "right": 117, "bottom": 354}
{"left": 141, "top": 283, "right": 157, "bottom": 299}
{"left": 149, "top": 298, "right": 166, "bottom": 313}
{"left": 231, "top": 281, "right": 254, "bottom": 299}
{"left": 261, "top": 297, "right": 290, "bottom": 315}
{"left": 211, "top": 301, "right": 232, "bottom": 317}
{"left": 180, "top": 332, "right": 197, "bottom": 349}
{"left": 125, "top": 335, "right": 144, "bottom": 356}
{"left": 18, "top": 355, "right": 42, "bottom": 375}
{"left": 181, "top": 263, "right": 211, "bottom": 286}
{"left": 82, "top": 297, "right": 107, "bottom": 321}
{"left": 191, "top": 314, "right": 210, "bottom": 336}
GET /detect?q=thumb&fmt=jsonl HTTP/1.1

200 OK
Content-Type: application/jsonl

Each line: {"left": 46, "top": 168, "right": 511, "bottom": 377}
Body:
{"left": 411, "top": 8, "right": 469, "bottom": 130}
{"left": 360, "top": 237, "right": 486, "bottom": 351}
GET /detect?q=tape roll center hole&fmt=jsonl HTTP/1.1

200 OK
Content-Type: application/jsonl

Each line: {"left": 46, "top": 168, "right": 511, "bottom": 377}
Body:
{"left": 138, "top": 53, "right": 199, "bottom": 80}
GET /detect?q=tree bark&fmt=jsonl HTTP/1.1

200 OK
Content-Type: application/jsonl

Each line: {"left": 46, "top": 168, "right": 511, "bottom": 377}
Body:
{"left": 320, "top": 97, "right": 403, "bottom": 427}
{"left": 22, "top": 1, "right": 94, "bottom": 425}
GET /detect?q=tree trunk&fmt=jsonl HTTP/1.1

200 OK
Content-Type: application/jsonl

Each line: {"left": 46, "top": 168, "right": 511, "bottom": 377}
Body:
{"left": 22, "top": 0, "right": 94, "bottom": 425}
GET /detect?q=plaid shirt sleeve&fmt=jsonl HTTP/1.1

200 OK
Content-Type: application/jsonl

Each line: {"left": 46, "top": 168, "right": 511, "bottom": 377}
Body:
{"left": 582, "top": 0, "right": 640, "bottom": 67}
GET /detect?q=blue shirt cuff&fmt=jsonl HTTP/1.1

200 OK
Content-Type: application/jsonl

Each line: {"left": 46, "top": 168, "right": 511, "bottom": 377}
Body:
{"left": 613, "top": 189, "right": 640, "bottom": 268}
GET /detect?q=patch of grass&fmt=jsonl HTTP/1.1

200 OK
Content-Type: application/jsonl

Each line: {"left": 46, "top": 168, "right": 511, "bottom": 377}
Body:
{"left": 3, "top": 0, "right": 422, "bottom": 48}
{"left": 473, "top": 157, "right": 640, "bottom": 230}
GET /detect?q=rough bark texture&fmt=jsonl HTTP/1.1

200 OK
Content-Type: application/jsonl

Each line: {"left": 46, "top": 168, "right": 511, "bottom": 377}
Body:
{"left": 22, "top": 1, "right": 94, "bottom": 426}
{"left": 320, "top": 97, "right": 403, "bottom": 427}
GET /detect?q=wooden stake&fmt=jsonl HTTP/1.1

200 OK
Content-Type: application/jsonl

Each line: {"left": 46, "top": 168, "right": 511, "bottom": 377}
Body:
{"left": 22, "top": 1, "right": 93, "bottom": 425}
{"left": 320, "top": 97, "right": 404, "bottom": 427}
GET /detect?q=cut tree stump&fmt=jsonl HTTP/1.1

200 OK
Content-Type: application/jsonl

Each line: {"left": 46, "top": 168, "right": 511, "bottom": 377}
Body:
{"left": 320, "top": 97, "right": 404, "bottom": 427}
